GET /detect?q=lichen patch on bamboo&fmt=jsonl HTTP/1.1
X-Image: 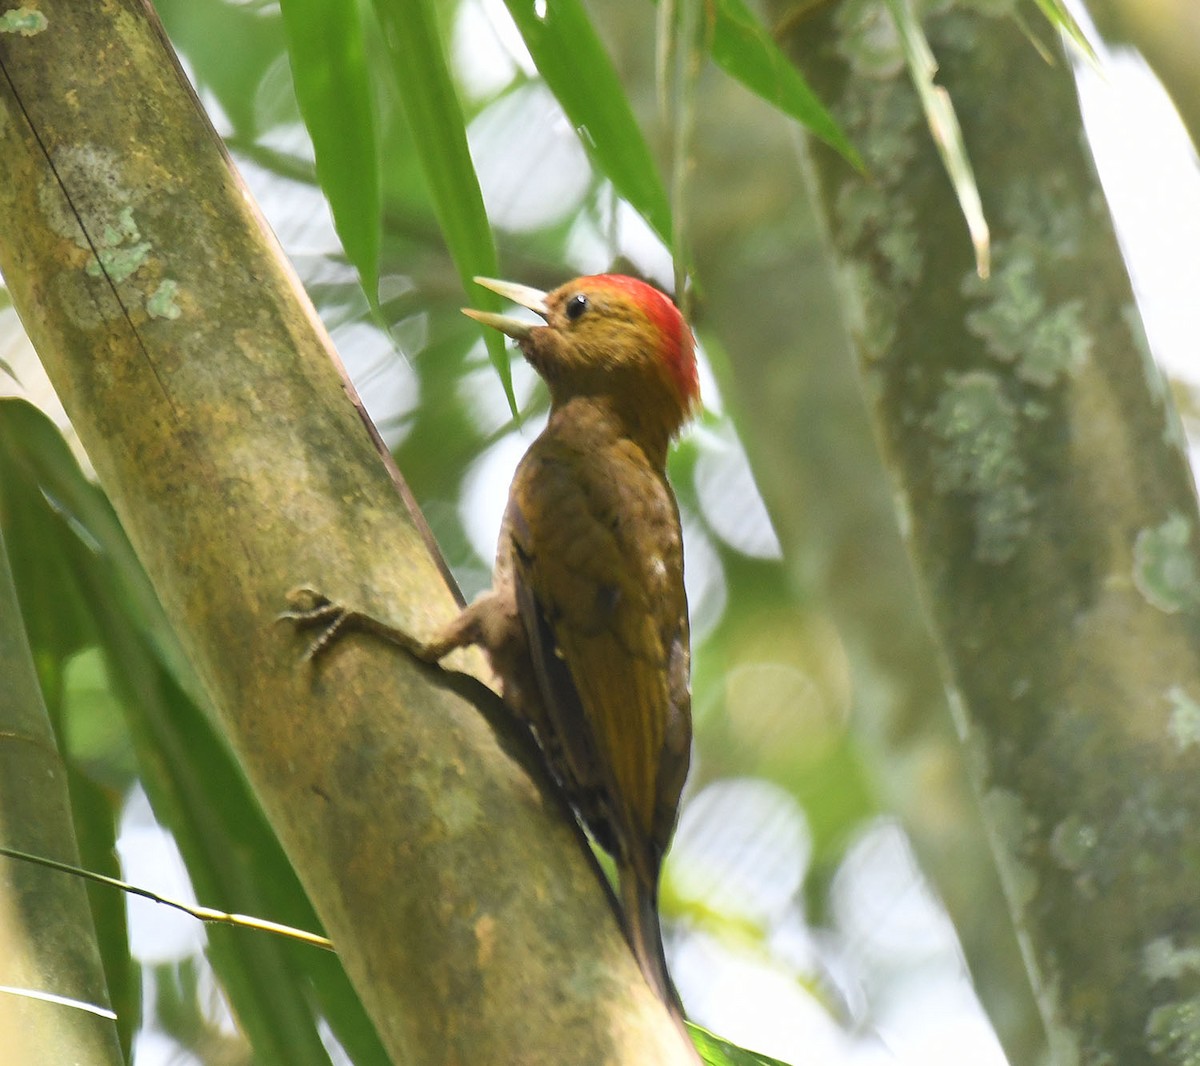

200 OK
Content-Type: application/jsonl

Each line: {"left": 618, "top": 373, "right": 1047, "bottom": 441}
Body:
{"left": 147, "top": 279, "right": 182, "bottom": 320}
{"left": 963, "top": 251, "right": 1092, "bottom": 387}
{"left": 1144, "top": 998, "right": 1200, "bottom": 1062}
{"left": 84, "top": 205, "right": 151, "bottom": 284}
{"left": 1048, "top": 815, "right": 1098, "bottom": 893}
{"left": 1144, "top": 936, "right": 1200, "bottom": 983}
{"left": 1165, "top": 686, "right": 1200, "bottom": 753}
{"left": 926, "top": 370, "right": 1032, "bottom": 564}
{"left": 1132, "top": 513, "right": 1200, "bottom": 615}
{"left": 0, "top": 6, "right": 47, "bottom": 36}
{"left": 833, "top": 0, "right": 904, "bottom": 80}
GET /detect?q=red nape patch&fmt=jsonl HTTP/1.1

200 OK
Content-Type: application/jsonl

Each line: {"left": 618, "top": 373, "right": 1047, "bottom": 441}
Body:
{"left": 584, "top": 275, "right": 699, "bottom": 407}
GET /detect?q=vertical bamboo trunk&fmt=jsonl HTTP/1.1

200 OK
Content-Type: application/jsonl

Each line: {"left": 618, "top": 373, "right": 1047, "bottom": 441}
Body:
{"left": 778, "top": 3, "right": 1200, "bottom": 1061}
{"left": 0, "top": 2, "right": 697, "bottom": 1062}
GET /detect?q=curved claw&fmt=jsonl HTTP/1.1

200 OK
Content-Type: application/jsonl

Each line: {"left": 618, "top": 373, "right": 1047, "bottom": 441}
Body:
{"left": 280, "top": 585, "right": 333, "bottom": 619}
{"left": 278, "top": 586, "right": 352, "bottom": 662}
{"left": 279, "top": 585, "right": 439, "bottom": 665}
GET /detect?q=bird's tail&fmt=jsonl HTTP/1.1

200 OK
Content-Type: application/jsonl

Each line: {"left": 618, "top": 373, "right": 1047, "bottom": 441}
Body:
{"left": 618, "top": 861, "right": 691, "bottom": 1043}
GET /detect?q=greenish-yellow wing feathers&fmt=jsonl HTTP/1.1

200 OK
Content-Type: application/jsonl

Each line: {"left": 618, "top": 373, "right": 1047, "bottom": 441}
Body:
{"left": 508, "top": 437, "right": 687, "bottom": 877}
{"left": 557, "top": 627, "right": 667, "bottom": 839}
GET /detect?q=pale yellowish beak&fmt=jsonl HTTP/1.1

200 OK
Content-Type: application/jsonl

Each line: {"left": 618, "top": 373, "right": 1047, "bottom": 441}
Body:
{"left": 462, "top": 276, "right": 549, "bottom": 340}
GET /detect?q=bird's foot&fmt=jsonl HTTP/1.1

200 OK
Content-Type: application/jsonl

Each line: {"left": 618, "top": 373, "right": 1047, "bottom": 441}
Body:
{"left": 280, "top": 585, "right": 432, "bottom": 663}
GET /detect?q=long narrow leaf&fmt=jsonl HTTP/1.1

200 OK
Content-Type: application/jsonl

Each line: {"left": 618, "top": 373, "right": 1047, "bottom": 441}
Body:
{"left": 885, "top": 0, "right": 990, "bottom": 278}
{"left": 371, "top": 0, "right": 515, "bottom": 410}
{"left": 689, "top": 1022, "right": 795, "bottom": 1065}
{"left": 0, "top": 399, "right": 389, "bottom": 1066}
{"left": 708, "top": 0, "right": 861, "bottom": 169}
{"left": 280, "top": 0, "right": 382, "bottom": 301}
{"left": 503, "top": 0, "right": 673, "bottom": 244}
{"left": 1032, "top": 0, "right": 1098, "bottom": 63}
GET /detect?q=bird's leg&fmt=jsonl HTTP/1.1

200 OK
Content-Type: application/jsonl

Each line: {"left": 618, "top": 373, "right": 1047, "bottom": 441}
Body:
{"left": 280, "top": 585, "right": 475, "bottom": 665}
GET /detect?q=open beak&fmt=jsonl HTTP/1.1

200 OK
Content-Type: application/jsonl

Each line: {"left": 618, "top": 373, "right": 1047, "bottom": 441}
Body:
{"left": 462, "top": 276, "right": 549, "bottom": 341}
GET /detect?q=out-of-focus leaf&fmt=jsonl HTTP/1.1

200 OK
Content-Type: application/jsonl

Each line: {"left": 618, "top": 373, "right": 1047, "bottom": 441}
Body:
{"left": 0, "top": 486, "right": 127, "bottom": 1028}
{"left": 62, "top": 649, "right": 137, "bottom": 790}
{"left": 280, "top": 0, "right": 382, "bottom": 300}
{"left": 154, "top": 0, "right": 285, "bottom": 138}
{"left": 690, "top": 1023, "right": 795, "bottom": 1066}
{"left": 885, "top": 0, "right": 990, "bottom": 278}
{"left": 0, "top": 400, "right": 197, "bottom": 702}
{"left": 370, "top": 0, "right": 515, "bottom": 412}
{"left": 64, "top": 770, "right": 135, "bottom": 1058}
{"left": 1032, "top": 0, "right": 1098, "bottom": 62}
{"left": 659, "top": 0, "right": 702, "bottom": 301}
{"left": 708, "top": 0, "right": 862, "bottom": 169}
{"left": 0, "top": 567, "right": 122, "bottom": 1057}
{"left": 0, "top": 399, "right": 388, "bottom": 1066}
{"left": 503, "top": 0, "right": 673, "bottom": 243}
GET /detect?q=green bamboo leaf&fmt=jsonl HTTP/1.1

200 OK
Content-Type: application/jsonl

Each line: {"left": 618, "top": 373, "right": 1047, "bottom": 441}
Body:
{"left": 885, "top": 0, "right": 990, "bottom": 278}
{"left": 371, "top": 0, "right": 515, "bottom": 412}
{"left": 69, "top": 770, "right": 137, "bottom": 1056}
{"left": 708, "top": 0, "right": 862, "bottom": 169}
{"left": 689, "top": 1022, "right": 795, "bottom": 1065}
{"left": 280, "top": 0, "right": 382, "bottom": 301}
{"left": 503, "top": 0, "right": 672, "bottom": 243}
{"left": 1032, "top": 0, "right": 1098, "bottom": 63}
{"left": 0, "top": 399, "right": 389, "bottom": 1066}
{"left": 0, "top": 399, "right": 198, "bottom": 701}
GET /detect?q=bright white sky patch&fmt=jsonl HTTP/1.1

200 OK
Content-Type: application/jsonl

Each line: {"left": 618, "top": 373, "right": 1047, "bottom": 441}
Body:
{"left": 468, "top": 83, "right": 593, "bottom": 232}
{"left": 694, "top": 422, "right": 784, "bottom": 560}
{"left": 1074, "top": 33, "right": 1200, "bottom": 385}
{"left": 117, "top": 788, "right": 205, "bottom": 964}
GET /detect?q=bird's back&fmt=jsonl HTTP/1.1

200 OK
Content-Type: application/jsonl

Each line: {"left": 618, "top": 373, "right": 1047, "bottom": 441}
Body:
{"left": 504, "top": 397, "right": 692, "bottom": 879}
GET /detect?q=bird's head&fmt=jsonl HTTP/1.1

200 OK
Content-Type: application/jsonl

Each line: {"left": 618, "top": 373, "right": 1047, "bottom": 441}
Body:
{"left": 465, "top": 274, "right": 699, "bottom": 445}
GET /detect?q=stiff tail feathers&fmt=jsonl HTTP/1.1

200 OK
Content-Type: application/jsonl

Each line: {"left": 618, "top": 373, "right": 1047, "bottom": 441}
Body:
{"left": 618, "top": 861, "right": 694, "bottom": 1052}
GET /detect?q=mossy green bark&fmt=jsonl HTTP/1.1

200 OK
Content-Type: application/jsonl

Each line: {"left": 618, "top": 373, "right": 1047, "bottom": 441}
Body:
{"left": 779, "top": 1, "right": 1200, "bottom": 1061}
{"left": 0, "top": 2, "right": 695, "bottom": 1062}
{"left": 685, "top": 70, "right": 1045, "bottom": 1061}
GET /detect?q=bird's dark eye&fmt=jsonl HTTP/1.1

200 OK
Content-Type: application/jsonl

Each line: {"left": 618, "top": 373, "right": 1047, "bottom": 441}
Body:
{"left": 565, "top": 293, "right": 589, "bottom": 321}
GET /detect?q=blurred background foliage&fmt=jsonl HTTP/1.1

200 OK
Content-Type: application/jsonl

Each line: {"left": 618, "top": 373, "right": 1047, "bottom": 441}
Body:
{"left": 0, "top": 0, "right": 1195, "bottom": 1063}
